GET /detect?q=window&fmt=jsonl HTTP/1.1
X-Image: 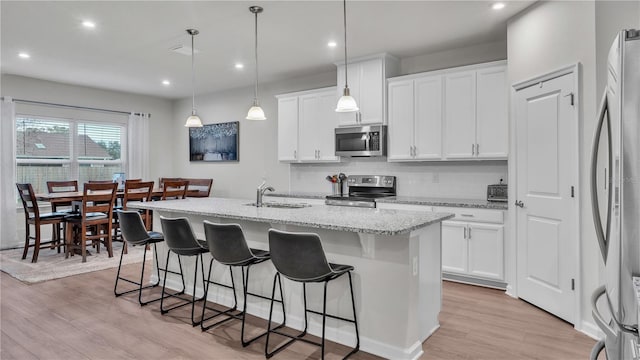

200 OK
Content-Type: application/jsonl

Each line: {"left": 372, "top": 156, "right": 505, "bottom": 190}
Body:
{"left": 16, "top": 116, "right": 126, "bottom": 194}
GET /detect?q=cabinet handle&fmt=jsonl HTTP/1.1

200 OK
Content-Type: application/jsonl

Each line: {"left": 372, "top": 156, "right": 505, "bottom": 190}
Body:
{"left": 413, "top": 146, "right": 417, "bottom": 157}
{"left": 464, "top": 227, "right": 467, "bottom": 239}
{"left": 294, "top": 150, "right": 297, "bottom": 159}
{"left": 472, "top": 143, "right": 475, "bottom": 156}
{"left": 468, "top": 226, "right": 472, "bottom": 239}
{"left": 461, "top": 214, "right": 474, "bottom": 217}
{"left": 317, "top": 150, "right": 320, "bottom": 159}
{"left": 476, "top": 143, "right": 479, "bottom": 156}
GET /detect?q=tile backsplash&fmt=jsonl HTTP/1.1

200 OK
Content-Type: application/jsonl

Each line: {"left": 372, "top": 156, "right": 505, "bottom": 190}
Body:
{"left": 290, "top": 158, "right": 508, "bottom": 199}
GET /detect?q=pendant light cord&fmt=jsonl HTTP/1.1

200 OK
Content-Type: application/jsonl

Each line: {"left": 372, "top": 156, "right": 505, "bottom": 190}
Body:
{"left": 254, "top": 10, "right": 259, "bottom": 103}
{"left": 343, "top": 0, "right": 349, "bottom": 89}
{"left": 191, "top": 31, "right": 196, "bottom": 115}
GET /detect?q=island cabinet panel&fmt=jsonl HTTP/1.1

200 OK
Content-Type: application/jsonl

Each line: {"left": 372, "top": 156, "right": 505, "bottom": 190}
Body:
{"left": 277, "top": 87, "right": 339, "bottom": 163}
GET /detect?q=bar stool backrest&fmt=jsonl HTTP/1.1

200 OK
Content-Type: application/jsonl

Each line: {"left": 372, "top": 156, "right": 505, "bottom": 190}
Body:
{"left": 203, "top": 221, "right": 253, "bottom": 265}
{"left": 116, "top": 210, "right": 151, "bottom": 246}
{"left": 160, "top": 216, "right": 203, "bottom": 256}
{"left": 268, "top": 229, "right": 333, "bottom": 282}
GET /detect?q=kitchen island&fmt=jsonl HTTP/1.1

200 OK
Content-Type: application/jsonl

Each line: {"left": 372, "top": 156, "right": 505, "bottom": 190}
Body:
{"left": 130, "top": 197, "right": 453, "bottom": 360}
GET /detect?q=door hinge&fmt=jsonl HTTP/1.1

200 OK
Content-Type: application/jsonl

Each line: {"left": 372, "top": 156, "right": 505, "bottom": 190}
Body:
{"left": 571, "top": 278, "right": 575, "bottom": 290}
{"left": 571, "top": 186, "right": 575, "bottom": 198}
{"left": 564, "top": 92, "right": 575, "bottom": 106}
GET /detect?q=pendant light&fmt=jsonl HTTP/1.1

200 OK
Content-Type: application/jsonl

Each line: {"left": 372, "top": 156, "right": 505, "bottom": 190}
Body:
{"left": 335, "top": 0, "right": 359, "bottom": 112}
{"left": 246, "top": 6, "right": 266, "bottom": 120}
{"left": 184, "top": 28, "right": 203, "bottom": 127}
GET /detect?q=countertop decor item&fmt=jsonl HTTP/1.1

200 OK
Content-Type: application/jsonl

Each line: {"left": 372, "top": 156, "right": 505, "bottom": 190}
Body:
{"left": 184, "top": 29, "right": 204, "bottom": 127}
{"left": 246, "top": 6, "right": 266, "bottom": 120}
{"left": 335, "top": 0, "right": 358, "bottom": 112}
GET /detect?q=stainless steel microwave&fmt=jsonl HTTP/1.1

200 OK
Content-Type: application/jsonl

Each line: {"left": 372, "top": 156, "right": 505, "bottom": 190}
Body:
{"left": 335, "top": 125, "right": 386, "bottom": 157}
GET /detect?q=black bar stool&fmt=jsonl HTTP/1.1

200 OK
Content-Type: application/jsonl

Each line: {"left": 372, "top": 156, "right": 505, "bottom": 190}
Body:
{"left": 200, "top": 221, "right": 286, "bottom": 346}
{"left": 265, "top": 229, "right": 360, "bottom": 359}
{"left": 114, "top": 210, "right": 185, "bottom": 305}
{"left": 159, "top": 216, "right": 208, "bottom": 326}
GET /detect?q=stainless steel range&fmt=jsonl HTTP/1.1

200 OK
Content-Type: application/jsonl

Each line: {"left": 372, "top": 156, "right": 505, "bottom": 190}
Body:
{"left": 325, "top": 175, "right": 396, "bottom": 208}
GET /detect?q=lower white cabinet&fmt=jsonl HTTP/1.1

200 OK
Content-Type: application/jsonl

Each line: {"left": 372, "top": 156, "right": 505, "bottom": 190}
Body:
{"left": 441, "top": 220, "right": 504, "bottom": 281}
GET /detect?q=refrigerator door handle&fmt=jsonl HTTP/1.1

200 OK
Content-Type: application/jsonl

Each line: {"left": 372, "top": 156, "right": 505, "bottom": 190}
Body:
{"left": 591, "top": 285, "right": 617, "bottom": 338}
{"left": 590, "top": 91, "right": 613, "bottom": 263}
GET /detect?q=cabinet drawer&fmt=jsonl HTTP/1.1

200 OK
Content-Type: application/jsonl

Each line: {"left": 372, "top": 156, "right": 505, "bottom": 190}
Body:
{"left": 433, "top": 206, "right": 503, "bottom": 224}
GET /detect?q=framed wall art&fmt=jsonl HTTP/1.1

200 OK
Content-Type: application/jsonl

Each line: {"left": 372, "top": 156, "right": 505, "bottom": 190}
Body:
{"left": 189, "top": 121, "right": 239, "bottom": 162}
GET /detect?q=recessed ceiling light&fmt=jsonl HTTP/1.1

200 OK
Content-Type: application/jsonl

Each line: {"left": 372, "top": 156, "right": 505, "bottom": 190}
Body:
{"left": 327, "top": 41, "right": 337, "bottom": 48}
{"left": 162, "top": 80, "right": 171, "bottom": 86}
{"left": 492, "top": 2, "right": 505, "bottom": 10}
{"left": 18, "top": 52, "right": 30, "bottom": 59}
{"left": 235, "top": 63, "right": 244, "bottom": 69}
{"left": 82, "top": 20, "right": 96, "bottom": 28}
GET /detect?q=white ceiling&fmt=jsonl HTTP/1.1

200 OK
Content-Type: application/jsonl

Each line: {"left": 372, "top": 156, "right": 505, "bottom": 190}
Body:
{"left": 1, "top": 1, "right": 535, "bottom": 100}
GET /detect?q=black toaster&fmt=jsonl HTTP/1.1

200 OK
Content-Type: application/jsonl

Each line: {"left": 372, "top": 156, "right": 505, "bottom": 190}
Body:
{"left": 487, "top": 182, "right": 508, "bottom": 202}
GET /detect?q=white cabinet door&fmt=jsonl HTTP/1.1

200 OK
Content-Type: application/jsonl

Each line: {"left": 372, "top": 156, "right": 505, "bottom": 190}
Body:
{"left": 467, "top": 223, "right": 504, "bottom": 281}
{"left": 358, "top": 58, "right": 384, "bottom": 124}
{"left": 414, "top": 75, "right": 443, "bottom": 160}
{"left": 316, "top": 90, "right": 340, "bottom": 161}
{"left": 444, "top": 71, "right": 476, "bottom": 159}
{"left": 277, "top": 96, "right": 298, "bottom": 162}
{"left": 476, "top": 66, "right": 508, "bottom": 159}
{"left": 441, "top": 221, "right": 468, "bottom": 274}
{"left": 337, "top": 63, "right": 361, "bottom": 126}
{"left": 298, "top": 94, "right": 320, "bottom": 161}
{"left": 387, "top": 79, "right": 414, "bottom": 160}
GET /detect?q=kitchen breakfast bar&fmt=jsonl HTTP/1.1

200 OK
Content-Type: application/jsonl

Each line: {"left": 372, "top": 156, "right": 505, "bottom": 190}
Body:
{"left": 130, "top": 197, "right": 453, "bottom": 360}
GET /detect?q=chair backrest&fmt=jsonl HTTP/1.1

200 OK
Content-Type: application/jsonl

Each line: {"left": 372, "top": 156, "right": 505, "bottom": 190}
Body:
{"left": 82, "top": 182, "right": 117, "bottom": 220}
{"left": 203, "top": 221, "right": 253, "bottom": 265}
{"left": 16, "top": 183, "right": 40, "bottom": 219}
{"left": 46, "top": 180, "right": 78, "bottom": 193}
{"left": 162, "top": 180, "right": 188, "bottom": 200}
{"left": 116, "top": 210, "right": 152, "bottom": 246}
{"left": 159, "top": 177, "right": 182, "bottom": 188}
{"left": 268, "top": 229, "right": 333, "bottom": 282}
{"left": 160, "top": 216, "right": 204, "bottom": 256}
{"left": 88, "top": 180, "right": 115, "bottom": 184}
{"left": 123, "top": 180, "right": 154, "bottom": 208}
{"left": 184, "top": 178, "right": 213, "bottom": 198}
{"left": 127, "top": 178, "right": 142, "bottom": 183}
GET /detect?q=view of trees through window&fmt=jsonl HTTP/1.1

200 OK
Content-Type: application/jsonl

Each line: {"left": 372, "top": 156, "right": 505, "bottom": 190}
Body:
{"left": 16, "top": 116, "right": 125, "bottom": 195}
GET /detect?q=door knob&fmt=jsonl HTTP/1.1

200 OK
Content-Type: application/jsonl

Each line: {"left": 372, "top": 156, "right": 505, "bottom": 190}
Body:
{"left": 515, "top": 200, "right": 525, "bottom": 208}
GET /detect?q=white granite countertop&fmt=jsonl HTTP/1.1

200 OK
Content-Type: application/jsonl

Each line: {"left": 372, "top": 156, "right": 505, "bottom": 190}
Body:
{"left": 266, "top": 192, "right": 508, "bottom": 210}
{"left": 129, "top": 197, "right": 454, "bottom": 235}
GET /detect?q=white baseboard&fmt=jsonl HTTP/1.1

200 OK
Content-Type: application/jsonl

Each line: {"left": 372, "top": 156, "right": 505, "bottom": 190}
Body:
{"left": 160, "top": 277, "right": 425, "bottom": 360}
{"left": 578, "top": 319, "right": 604, "bottom": 340}
{"left": 505, "top": 284, "right": 517, "bottom": 298}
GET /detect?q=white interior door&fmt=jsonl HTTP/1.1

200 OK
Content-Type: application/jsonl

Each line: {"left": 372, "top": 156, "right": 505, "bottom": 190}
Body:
{"left": 515, "top": 72, "right": 578, "bottom": 324}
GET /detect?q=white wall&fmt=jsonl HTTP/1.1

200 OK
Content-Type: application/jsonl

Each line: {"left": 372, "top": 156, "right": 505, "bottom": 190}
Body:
{"left": 1, "top": 74, "right": 174, "bottom": 249}
{"left": 506, "top": 0, "right": 639, "bottom": 339}
{"left": 400, "top": 40, "right": 507, "bottom": 75}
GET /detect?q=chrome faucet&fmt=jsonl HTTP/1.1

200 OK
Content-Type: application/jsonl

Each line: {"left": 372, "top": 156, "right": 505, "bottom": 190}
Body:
{"left": 256, "top": 181, "right": 275, "bottom": 207}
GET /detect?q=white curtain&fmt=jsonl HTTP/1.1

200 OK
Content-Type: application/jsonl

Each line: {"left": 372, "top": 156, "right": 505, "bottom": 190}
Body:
{"left": 0, "top": 97, "right": 17, "bottom": 249}
{"left": 127, "top": 112, "right": 150, "bottom": 181}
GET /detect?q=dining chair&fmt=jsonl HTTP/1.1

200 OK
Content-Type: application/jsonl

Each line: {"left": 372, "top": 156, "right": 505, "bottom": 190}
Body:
{"left": 113, "top": 180, "right": 155, "bottom": 252}
{"left": 46, "top": 180, "right": 79, "bottom": 248}
{"left": 64, "top": 182, "right": 118, "bottom": 262}
{"left": 184, "top": 178, "right": 213, "bottom": 198}
{"left": 16, "top": 183, "right": 67, "bottom": 263}
{"left": 162, "top": 180, "right": 189, "bottom": 200}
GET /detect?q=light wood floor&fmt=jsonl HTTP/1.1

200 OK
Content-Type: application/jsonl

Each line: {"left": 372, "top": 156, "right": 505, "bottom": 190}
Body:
{"left": 1, "top": 261, "right": 596, "bottom": 359}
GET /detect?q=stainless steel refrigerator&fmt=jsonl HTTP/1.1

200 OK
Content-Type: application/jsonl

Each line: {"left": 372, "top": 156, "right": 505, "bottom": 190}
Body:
{"left": 590, "top": 29, "right": 640, "bottom": 360}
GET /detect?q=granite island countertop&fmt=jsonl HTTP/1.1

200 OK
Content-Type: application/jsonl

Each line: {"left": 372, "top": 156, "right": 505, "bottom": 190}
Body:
{"left": 129, "top": 197, "right": 454, "bottom": 236}
{"left": 266, "top": 192, "right": 508, "bottom": 210}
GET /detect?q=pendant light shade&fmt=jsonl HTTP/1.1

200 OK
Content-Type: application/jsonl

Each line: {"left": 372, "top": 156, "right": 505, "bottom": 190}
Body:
{"left": 185, "top": 29, "right": 203, "bottom": 127}
{"left": 246, "top": 6, "right": 266, "bottom": 121}
{"left": 336, "top": 0, "right": 358, "bottom": 113}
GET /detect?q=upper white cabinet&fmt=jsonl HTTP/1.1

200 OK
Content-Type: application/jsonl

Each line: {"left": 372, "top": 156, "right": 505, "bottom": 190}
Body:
{"left": 336, "top": 54, "right": 400, "bottom": 126}
{"left": 444, "top": 64, "right": 508, "bottom": 160}
{"left": 277, "top": 87, "right": 339, "bottom": 163}
{"left": 387, "top": 61, "right": 508, "bottom": 162}
{"left": 388, "top": 75, "right": 442, "bottom": 160}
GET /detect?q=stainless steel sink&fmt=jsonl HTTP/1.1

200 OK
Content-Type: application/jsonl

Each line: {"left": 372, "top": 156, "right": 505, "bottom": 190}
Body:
{"left": 245, "top": 202, "right": 311, "bottom": 209}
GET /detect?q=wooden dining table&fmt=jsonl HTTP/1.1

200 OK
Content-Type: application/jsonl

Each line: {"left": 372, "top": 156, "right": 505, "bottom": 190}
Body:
{"left": 35, "top": 188, "right": 199, "bottom": 205}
